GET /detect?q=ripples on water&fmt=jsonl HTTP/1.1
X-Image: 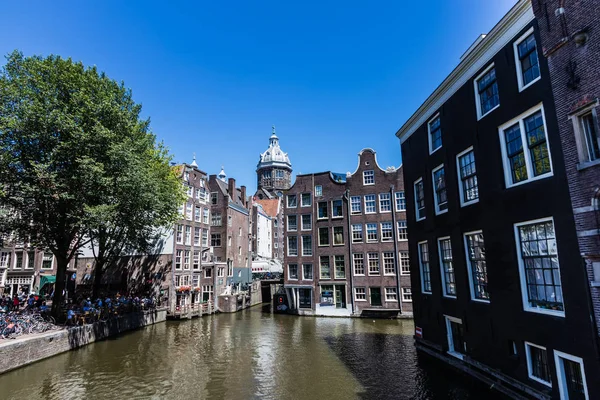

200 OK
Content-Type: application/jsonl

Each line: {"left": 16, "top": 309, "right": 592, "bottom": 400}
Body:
{"left": 0, "top": 307, "right": 506, "bottom": 400}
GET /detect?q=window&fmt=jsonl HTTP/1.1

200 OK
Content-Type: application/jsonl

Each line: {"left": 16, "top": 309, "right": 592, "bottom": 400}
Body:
{"left": 355, "top": 287, "right": 366, "bottom": 301}
{"left": 298, "top": 288, "right": 312, "bottom": 309}
{"left": 184, "top": 250, "right": 191, "bottom": 270}
{"left": 194, "top": 227, "right": 201, "bottom": 246}
{"left": 176, "top": 225, "right": 183, "bottom": 244}
{"left": 432, "top": 165, "right": 448, "bottom": 214}
{"left": 333, "top": 226, "right": 344, "bottom": 245}
{"left": 175, "top": 250, "right": 182, "bottom": 270}
{"left": 302, "top": 264, "right": 313, "bottom": 280}
{"left": 203, "top": 208, "right": 210, "bottom": 224}
{"left": 320, "top": 256, "right": 331, "bottom": 279}
{"left": 350, "top": 196, "right": 362, "bottom": 214}
{"left": 499, "top": 105, "right": 552, "bottom": 187}
{"left": 368, "top": 252, "right": 380, "bottom": 275}
{"left": 287, "top": 215, "right": 297, "bottom": 231}
{"left": 363, "top": 170, "right": 374, "bottom": 185}
{"left": 353, "top": 253, "right": 365, "bottom": 275}
{"left": 211, "top": 233, "right": 221, "bottom": 247}
{"left": 332, "top": 200, "right": 343, "bottom": 218}
{"left": 364, "top": 195, "right": 376, "bottom": 214}
{"left": 301, "top": 193, "right": 311, "bottom": 207}
{"left": 193, "top": 251, "right": 200, "bottom": 269}
{"left": 381, "top": 222, "right": 393, "bottom": 242}
{"left": 288, "top": 264, "right": 298, "bottom": 280}
{"left": 578, "top": 110, "right": 600, "bottom": 162}
{"left": 193, "top": 275, "right": 199, "bottom": 287}
{"left": 386, "top": 287, "right": 398, "bottom": 301}
{"left": 554, "top": 350, "right": 589, "bottom": 400}
{"left": 315, "top": 185, "right": 322, "bottom": 197}
{"left": 302, "top": 235, "right": 312, "bottom": 256}
{"left": 275, "top": 170, "right": 284, "bottom": 178}
{"left": 351, "top": 224, "right": 363, "bottom": 243}
{"left": 205, "top": 268, "right": 213, "bottom": 279}
{"left": 379, "top": 193, "right": 391, "bottom": 212}
{"left": 419, "top": 241, "right": 431, "bottom": 293}
{"left": 211, "top": 192, "right": 218, "bottom": 205}
{"left": 228, "top": 215, "right": 232, "bottom": 227}
{"left": 445, "top": 316, "right": 466, "bottom": 359}
{"left": 218, "top": 267, "right": 225, "bottom": 277}
{"left": 318, "top": 202, "right": 329, "bottom": 219}
{"left": 465, "top": 232, "right": 489, "bottom": 302}
{"left": 0, "top": 252, "right": 10, "bottom": 269}
{"left": 40, "top": 253, "right": 52, "bottom": 269}
{"left": 457, "top": 148, "right": 479, "bottom": 206}
{"left": 383, "top": 252, "right": 395, "bottom": 275}
{"left": 301, "top": 215, "right": 312, "bottom": 230}
{"left": 402, "top": 288, "right": 412, "bottom": 302}
{"left": 428, "top": 115, "right": 442, "bottom": 153}
{"left": 525, "top": 342, "right": 552, "bottom": 387}
{"left": 414, "top": 178, "right": 425, "bottom": 221}
{"left": 26, "top": 252, "right": 34, "bottom": 269}
{"left": 287, "top": 236, "right": 298, "bottom": 256}
{"left": 186, "top": 185, "right": 193, "bottom": 197}
{"left": 366, "top": 223, "right": 377, "bottom": 242}
{"left": 195, "top": 206, "right": 201, "bottom": 222}
{"left": 202, "top": 230, "right": 208, "bottom": 247}
{"left": 400, "top": 251, "right": 410, "bottom": 275}
{"left": 238, "top": 227, "right": 242, "bottom": 237}
{"left": 287, "top": 195, "right": 297, "bottom": 208}
{"left": 238, "top": 246, "right": 242, "bottom": 256}
{"left": 438, "top": 238, "right": 456, "bottom": 297}
{"left": 334, "top": 255, "right": 345, "bottom": 279}
{"left": 397, "top": 220, "right": 408, "bottom": 241}
{"left": 186, "top": 203, "right": 193, "bottom": 220}
{"left": 318, "top": 227, "right": 329, "bottom": 246}
{"left": 228, "top": 236, "right": 232, "bottom": 247}
{"left": 184, "top": 226, "right": 192, "bottom": 245}
{"left": 14, "top": 252, "right": 23, "bottom": 269}
{"left": 211, "top": 212, "right": 222, "bottom": 226}
{"left": 514, "top": 29, "right": 541, "bottom": 91}
{"left": 475, "top": 64, "right": 499, "bottom": 119}
{"left": 515, "top": 218, "right": 564, "bottom": 316}
{"left": 395, "top": 191, "right": 406, "bottom": 211}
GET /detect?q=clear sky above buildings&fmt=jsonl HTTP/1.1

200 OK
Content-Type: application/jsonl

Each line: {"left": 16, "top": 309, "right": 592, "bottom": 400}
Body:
{"left": 1, "top": 0, "right": 516, "bottom": 193}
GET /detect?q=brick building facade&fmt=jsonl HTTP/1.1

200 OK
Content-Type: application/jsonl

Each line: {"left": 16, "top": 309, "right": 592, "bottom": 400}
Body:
{"left": 283, "top": 149, "right": 411, "bottom": 317}
{"left": 532, "top": 0, "right": 600, "bottom": 337}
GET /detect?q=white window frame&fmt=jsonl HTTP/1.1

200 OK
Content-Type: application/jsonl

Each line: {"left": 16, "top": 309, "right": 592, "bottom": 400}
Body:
{"left": 385, "top": 287, "right": 398, "bottom": 302}
{"left": 474, "top": 63, "right": 500, "bottom": 120}
{"left": 514, "top": 27, "right": 541, "bottom": 92}
{"left": 569, "top": 100, "right": 600, "bottom": 166}
{"left": 287, "top": 264, "right": 298, "bottom": 280}
{"left": 350, "top": 195, "right": 362, "bottom": 214}
{"left": 395, "top": 191, "right": 406, "bottom": 211}
{"left": 301, "top": 193, "right": 312, "bottom": 207}
{"left": 445, "top": 315, "right": 465, "bottom": 360}
{"left": 438, "top": 236, "right": 456, "bottom": 299}
{"left": 353, "top": 253, "right": 365, "bottom": 276}
{"left": 354, "top": 287, "right": 367, "bottom": 301}
{"left": 301, "top": 214, "right": 312, "bottom": 231}
{"left": 554, "top": 350, "right": 589, "bottom": 400}
{"left": 401, "top": 287, "right": 412, "bottom": 302}
{"left": 378, "top": 193, "right": 392, "bottom": 213}
{"left": 363, "top": 170, "right": 375, "bottom": 185}
{"left": 525, "top": 342, "right": 552, "bottom": 387}
{"left": 428, "top": 113, "right": 442, "bottom": 154}
{"left": 287, "top": 236, "right": 298, "bottom": 257}
{"left": 302, "top": 263, "right": 313, "bottom": 281}
{"left": 418, "top": 240, "right": 432, "bottom": 294}
{"left": 331, "top": 199, "right": 343, "bottom": 219}
{"left": 514, "top": 217, "right": 565, "bottom": 317}
{"left": 399, "top": 251, "right": 410, "bottom": 275}
{"left": 380, "top": 222, "right": 393, "bottom": 242}
{"left": 351, "top": 224, "right": 363, "bottom": 243}
{"left": 463, "top": 230, "right": 490, "bottom": 303}
{"left": 315, "top": 185, "right": 323, "bottom": 197}
{"left": 364, "top": 194, "right": 376, "bottom": 214}
{"left": 287, "top": 194, "right": 297, "bottom": 208}
{"left": 498, "top": 103, "right": 554, "bottom": 188}
{"left": 301, "top": 235, "right": 312, "bottom": 256}
{"left": 432, "top": 164, "right": 448, "bottom": 215}
{"left": 456, "top": 146, "right": 479, "bottom": 207}
{"left": 287, "top": 215, "right": 297, "bottom": 232}
{"left": 366, "top": 223, "right": 378, "bottom": 243}
{"left": 414, "top": 178, "right": 425, "bottom": 221}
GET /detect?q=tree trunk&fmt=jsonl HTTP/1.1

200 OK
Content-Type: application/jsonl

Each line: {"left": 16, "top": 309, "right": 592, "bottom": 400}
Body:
{"left": 92, "top": 259, "right": 105, "bottom": 299}
{"left": 51, "top": 256, "right": 69, "bottom": 319}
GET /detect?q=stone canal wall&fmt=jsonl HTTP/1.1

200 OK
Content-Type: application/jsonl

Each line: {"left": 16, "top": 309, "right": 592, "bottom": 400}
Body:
{"left": 0, "top": 308, "right": 167, "bottom": 375}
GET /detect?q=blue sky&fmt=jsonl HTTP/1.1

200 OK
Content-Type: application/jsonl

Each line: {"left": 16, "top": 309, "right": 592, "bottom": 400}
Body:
{"left": 1, "top": 0, "right": 516, "bottom": 193}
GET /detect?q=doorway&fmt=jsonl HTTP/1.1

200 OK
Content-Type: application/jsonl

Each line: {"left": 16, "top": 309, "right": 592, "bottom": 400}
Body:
{"left": 370, "top": 287, "right": 382, "bottom": 306}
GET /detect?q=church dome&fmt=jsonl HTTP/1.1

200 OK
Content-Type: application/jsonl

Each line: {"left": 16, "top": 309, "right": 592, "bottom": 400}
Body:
{"left": 257, "top": 126, "right": 292, "bottom": 169}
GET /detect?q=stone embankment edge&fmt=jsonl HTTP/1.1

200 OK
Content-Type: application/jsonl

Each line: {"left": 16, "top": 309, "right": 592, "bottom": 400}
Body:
{"left": 0, "top": 308, "right": 167, "bottom": 375}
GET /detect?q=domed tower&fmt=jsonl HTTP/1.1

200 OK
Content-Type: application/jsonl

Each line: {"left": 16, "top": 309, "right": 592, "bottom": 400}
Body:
{"left": 256, "top": 126, "right": 292, "bottom": 198}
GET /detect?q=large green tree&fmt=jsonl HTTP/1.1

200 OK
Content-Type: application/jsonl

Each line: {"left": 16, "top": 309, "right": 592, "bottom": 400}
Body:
{"left": 0, "top": 51, "right": 182, "bottom": 316}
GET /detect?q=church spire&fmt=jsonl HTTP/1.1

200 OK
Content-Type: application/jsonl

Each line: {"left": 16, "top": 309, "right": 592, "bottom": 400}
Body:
{"left": 269, "top": 125, "right": 279, "bottom": 147}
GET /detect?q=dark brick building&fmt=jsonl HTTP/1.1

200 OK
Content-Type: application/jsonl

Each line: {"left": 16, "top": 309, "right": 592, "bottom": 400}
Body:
{"left": 396, "top": 1, "right": 600, "bottom": 398}
{"left": 283, "top": 149, "right": 411, "bottom": 317}
{"left": 532, "top": 1, "right": 600, "bottom": 339}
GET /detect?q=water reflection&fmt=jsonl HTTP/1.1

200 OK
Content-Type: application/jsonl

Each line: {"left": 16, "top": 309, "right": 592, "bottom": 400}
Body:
{"left": 0, "top": 308, "right": 505, "bottom": 400}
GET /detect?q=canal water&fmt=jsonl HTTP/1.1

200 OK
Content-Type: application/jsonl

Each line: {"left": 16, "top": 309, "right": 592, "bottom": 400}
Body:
{"left": 0, "top": 307, "right": 505, "bottom": 400}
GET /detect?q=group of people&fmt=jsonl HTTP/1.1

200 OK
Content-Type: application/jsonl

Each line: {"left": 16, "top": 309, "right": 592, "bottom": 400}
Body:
{"left": 0, "top": 293, "right": 48, "bottom": 313}
{"left": 64, "top": 293, "right": 157, "bottom": 325}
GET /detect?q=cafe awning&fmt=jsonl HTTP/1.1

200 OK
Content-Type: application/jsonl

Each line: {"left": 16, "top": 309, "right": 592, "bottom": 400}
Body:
{"left": 39, "top": 275, "right": 56, "bottom": 289}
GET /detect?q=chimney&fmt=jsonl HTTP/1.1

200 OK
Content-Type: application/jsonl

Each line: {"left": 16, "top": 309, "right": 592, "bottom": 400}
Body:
{"left": 228, "top": 178, "right": 236, "bottom": 202}
{"left": 240, "top": 186, "right": 247, "bottom": 207}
